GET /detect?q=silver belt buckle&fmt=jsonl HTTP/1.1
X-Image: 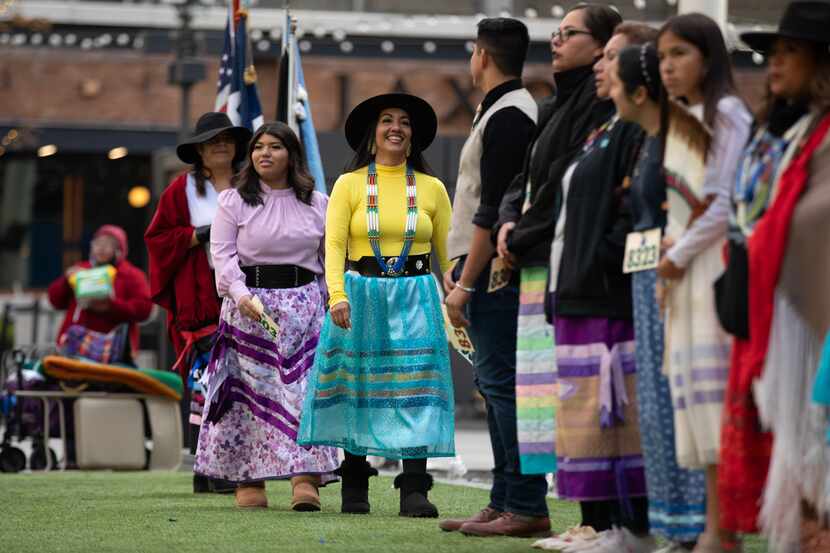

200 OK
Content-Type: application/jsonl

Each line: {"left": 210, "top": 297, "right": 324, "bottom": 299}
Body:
{"left": 255, "top": 266, "right": 260, "bottom": 287}
{"left": 385, "top": 257, "right": 401, "bottom": 277}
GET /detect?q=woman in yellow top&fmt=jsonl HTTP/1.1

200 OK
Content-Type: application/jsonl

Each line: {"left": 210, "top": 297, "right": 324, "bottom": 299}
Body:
{"left": 298, "top": 93, "right": 454, "bottom": 518}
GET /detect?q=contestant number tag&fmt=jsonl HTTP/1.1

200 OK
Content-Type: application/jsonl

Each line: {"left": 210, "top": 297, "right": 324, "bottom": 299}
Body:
{"left": 487, "top": 257, "right": 511, "bottom": 293}
{"left": 623, "top": 228, "right": 661, "bottom": 273}
{"left": 441, "top": 305, "right": 475, "bottom": 365}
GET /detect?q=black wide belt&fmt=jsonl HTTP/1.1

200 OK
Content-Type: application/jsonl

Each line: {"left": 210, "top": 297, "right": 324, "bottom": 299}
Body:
{"left": 241, "top": 265, "right": 316, "bottom": 289}
{"left": 348, "top": 254, "right": 431, "bottom": 278}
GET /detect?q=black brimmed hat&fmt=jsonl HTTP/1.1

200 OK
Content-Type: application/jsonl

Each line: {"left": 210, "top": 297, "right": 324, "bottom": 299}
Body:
{"left": 175, "top": 112, "right": 252, "bottom": 165}
{"left": 741, "top": 1, "right": 830, "bottom": 54}
{"left": 344, "top": 93, "right": 438, "bottom": 153}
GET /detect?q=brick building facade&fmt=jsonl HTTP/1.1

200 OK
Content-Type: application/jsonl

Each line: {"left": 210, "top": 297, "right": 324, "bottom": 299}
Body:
{"left": 0, "top": 0, "right": 774, "bottom": 292}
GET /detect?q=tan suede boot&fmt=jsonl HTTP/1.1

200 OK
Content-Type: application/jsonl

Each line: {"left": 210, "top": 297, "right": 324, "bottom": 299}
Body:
{"left": 235, "top": 481, "right": 267, "bottom": 509}
{"left": 291, "top": 475, "right": 321, "bottom": 512}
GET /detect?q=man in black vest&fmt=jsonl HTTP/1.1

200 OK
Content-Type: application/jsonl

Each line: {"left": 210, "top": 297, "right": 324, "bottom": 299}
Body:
{"left": 441, "top": 18, "right": 550, "bottom": 538}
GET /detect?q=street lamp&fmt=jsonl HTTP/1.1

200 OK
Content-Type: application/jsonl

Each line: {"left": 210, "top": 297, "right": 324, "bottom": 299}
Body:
{"left": 167, "top": 0, "right": 207, "bottom": 140}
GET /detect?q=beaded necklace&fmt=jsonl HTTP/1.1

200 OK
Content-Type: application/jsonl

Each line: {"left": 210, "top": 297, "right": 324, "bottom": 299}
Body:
{"left": 581, "top": 116, "right": 617, "bottom": 153}
{"left": 366, "top": 160, "right": 418, "bottom": 276}
{"left": 733, "top": 122, "right": 799, "bottom": 234}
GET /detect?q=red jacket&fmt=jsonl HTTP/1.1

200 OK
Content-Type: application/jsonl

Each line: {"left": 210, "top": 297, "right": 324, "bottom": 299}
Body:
{"left": 47, "top": 259, "right": 153, "bottom": 353}
{"left": 144, "top": 173, "right": 222, "bottom": 356}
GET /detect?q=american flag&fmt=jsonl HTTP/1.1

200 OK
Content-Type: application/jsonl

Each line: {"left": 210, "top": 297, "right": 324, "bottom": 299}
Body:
{"left": 215, "top": 0, "right": 264, "bottom": 131}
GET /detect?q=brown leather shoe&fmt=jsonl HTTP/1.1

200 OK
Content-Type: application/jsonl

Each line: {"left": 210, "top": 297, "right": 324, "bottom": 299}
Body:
{"left": 291, "top": 475, "right": 321, "bottom": 512}
{"left": 439, "top": 507, "right": 502, "bottom": 532}
{"left": 235, "top": 482, "right": 267, "bottom": 509}
{"left": 460, "top": 512, "right": 551, "bottom": 538}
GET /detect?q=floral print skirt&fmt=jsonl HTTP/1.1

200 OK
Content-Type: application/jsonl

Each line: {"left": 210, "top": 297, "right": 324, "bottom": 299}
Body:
{"left": 194, "top": 281, "right": 339, "bottom": 484}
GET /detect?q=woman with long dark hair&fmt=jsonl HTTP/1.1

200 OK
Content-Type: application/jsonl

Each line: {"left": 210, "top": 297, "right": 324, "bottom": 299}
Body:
{"left": 610, "top": 43, "right": 707, "bottom": 552}
{"left": 145, "top": 111, "right": 250, "bottom": 494}
{"left": 531, "top": 22, "right": 662, "bottom": 553}
{"left": 298, "top": 93, "right": 454, "bottom": 518}
{"left": 720, "top": 1, "right": 830, "bottom": 547}
{"left": 487, "top": 11, "right": 623, "bottom": 538}
{"left": 655, "top": 13, "right": 752, "bottom": 552}
{"left": 194, "top": 121, "right": 339, "bottom": 511}
{"left": 491, "top": 2, "right": 621, "bottom": 495}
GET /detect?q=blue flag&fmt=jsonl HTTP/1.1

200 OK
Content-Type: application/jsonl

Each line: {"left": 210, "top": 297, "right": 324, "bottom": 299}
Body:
{"left": 277, "top": 11, "right": 326, "bottom": 192}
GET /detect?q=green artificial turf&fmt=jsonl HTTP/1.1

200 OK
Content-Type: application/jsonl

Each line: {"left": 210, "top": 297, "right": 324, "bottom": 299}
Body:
{"left": 0, "top": 472, "right": 766, "bottom": 552}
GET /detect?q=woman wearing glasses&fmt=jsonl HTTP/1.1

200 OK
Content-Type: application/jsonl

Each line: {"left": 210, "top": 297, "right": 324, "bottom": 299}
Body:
{"left": 145, "top": 112, "right": 251, "bottom": 495}
{"left": 531, "top": 22, "right": 666, "bottom": 553}
{"left": 495, "top": 4, "right": 622, "bottom": 266}
{"left": 492, "top": 0, "right": 632, "bottom": 545}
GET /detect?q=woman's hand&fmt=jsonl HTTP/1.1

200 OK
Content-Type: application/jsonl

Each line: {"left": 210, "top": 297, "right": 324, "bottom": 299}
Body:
{"left": 496, "top": 222, "right": 518, "bottom": 269}
{"left": 445, "top": 287, "right": 471, "bottom": 328}
{"left": 330, "top": 301, "right": 351, "bottom": 330}
{"left": 65, "top": 265, "right": 82, "bottom": 279}
{"left": 661, "top": 236, "right": 675, "bottom": 255}
{"left": 656, "top": 257, "right": 686, "bottom": 280}
{"left": 442, "top": 268, "right": 455, "bottom": 295}
{"left": 655, "top": 279, "right": 669, "bottom": 313}
{"left": 237, "top": 295, "right": 261, "bottom": 321}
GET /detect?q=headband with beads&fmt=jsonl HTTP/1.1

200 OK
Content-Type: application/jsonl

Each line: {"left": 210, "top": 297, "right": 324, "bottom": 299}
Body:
{"left": 639, "top": 43, "right": 655, "bottom": 97}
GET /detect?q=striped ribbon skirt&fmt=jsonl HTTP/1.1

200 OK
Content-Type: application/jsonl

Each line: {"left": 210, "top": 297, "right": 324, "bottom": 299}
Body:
{"left": 515, "top": 266, "right": 558, "bottom": 474}
{"left": 297, "top": 272, "right": 455, "bottom": 459}
{"left": 553, "top": 314, "right": 647, "bottom": 502}
{"left": 194, "top": 281, "right": 339, "bottom": 483}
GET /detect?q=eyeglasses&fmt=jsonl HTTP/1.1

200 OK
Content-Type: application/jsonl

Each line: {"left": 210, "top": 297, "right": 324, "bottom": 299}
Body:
{"left": 552, "top": 28, "right": 593, "bottom": 43}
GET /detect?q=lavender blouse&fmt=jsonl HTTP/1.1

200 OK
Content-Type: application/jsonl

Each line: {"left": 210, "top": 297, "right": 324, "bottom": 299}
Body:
{"left": 211, "top": 182, "right": 328, "bottom": 305}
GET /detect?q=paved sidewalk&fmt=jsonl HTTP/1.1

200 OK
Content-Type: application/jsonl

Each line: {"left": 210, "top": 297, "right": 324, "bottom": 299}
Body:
{"left": 175, "top": 418, "right": 497, "bottom": 476}
{"left": 453, "top": 419, "right": 494, "bottom": 472}
{"left": 10, "top": 417, "right": 551, "bottom": 490}
{"left": 20, "top": 419, "right": 496, "bottom": 474}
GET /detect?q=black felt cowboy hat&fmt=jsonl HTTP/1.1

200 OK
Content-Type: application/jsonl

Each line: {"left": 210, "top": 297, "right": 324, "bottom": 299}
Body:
{"left": 741, "top": 1, "right": 830, "bottom": 54}
{"left": 175, "top": 112, "right": 253, "bottom": 165}
{"left": 344, "top": 93, "right": 438, "bottom": 153}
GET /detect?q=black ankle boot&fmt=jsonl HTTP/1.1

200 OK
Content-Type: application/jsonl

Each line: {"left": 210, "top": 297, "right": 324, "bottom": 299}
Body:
{"left": 394, "top": 473, "right": 438, "bottom": 518}
{"left": 193, "top": 474, "right": 211, "bottom": 494}
{"left": 335, "top": 458, "right": 378, "bottom": 514}
{"left": 208, "top": 478, "right": 237, "bottom": 494}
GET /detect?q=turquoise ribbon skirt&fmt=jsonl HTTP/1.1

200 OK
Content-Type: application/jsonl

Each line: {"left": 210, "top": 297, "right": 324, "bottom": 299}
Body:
{"left": 297, "top": 272, "right": 456, "bottom": 458}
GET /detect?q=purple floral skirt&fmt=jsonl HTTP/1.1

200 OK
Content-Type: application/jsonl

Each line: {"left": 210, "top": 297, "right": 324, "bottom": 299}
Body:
{"left": 194, "top": 281, "right": 339, "bottom": 484}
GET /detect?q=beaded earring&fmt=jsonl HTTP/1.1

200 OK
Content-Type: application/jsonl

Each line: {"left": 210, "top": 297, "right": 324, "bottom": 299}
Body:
{"left": 369, "top": 139, "right": 377, "bottom": 155}
{"left": 406, "top": 143, "right": 412, "bottom": 157}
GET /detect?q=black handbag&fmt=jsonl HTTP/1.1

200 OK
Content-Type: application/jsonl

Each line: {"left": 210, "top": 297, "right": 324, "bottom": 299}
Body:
{"left": 714, "top": 239, "right": 749, "bottom": 339}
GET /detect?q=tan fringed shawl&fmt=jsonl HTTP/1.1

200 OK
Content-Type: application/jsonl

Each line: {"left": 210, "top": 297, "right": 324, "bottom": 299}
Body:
{"left": 779, "top": 124, "right": 830, "bottom": 338}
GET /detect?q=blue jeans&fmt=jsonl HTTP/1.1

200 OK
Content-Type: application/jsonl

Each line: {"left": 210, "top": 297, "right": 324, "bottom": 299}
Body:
{"left": 455, "top": 257, "right": 549, "bottom": 517}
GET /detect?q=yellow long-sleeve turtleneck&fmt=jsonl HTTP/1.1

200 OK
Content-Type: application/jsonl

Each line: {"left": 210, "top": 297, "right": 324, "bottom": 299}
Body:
{"left": 325, "top": 161, "right": 452, "bottom": 307}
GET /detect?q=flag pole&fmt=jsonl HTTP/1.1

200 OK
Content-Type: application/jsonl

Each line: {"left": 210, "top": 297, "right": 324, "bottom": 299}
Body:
{"left": 275, "top": 2, "right": 290, "bottom": 121}
{"left": 286, "top": 10, "right": 298, "bottom": 135}
{"left": 678, "top": 0, "right": 728, "bottom": 31}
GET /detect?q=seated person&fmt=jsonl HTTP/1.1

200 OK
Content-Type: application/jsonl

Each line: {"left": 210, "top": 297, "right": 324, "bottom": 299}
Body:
{"left": 47, "top": 224, "right": 153, "bottom": 358}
